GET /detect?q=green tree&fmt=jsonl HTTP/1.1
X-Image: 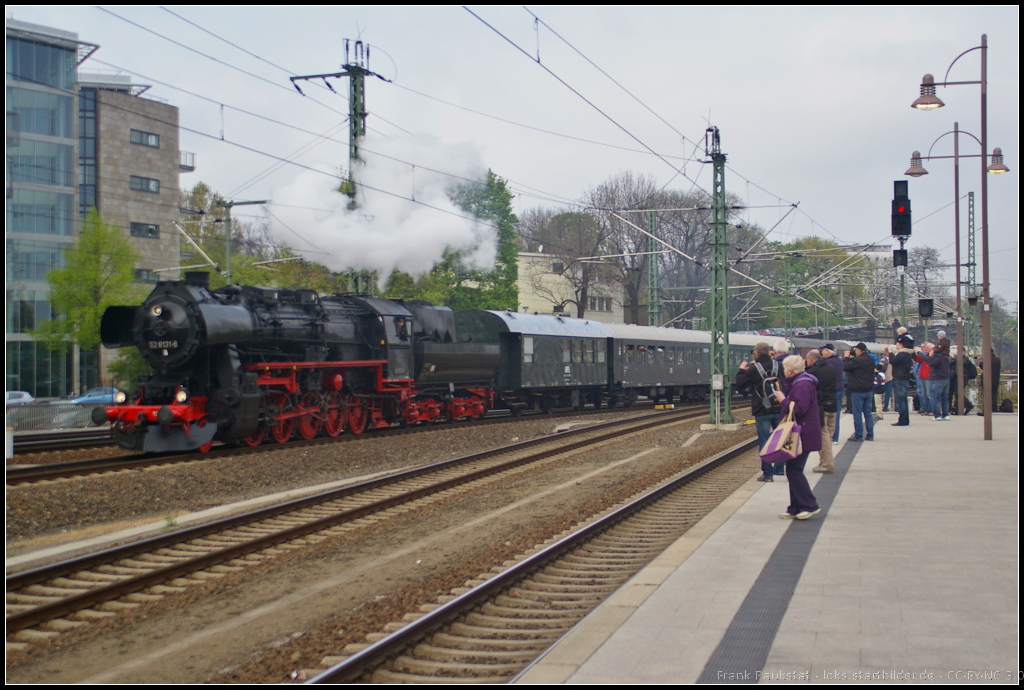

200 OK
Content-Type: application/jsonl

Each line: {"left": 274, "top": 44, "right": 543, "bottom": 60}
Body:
{"left": 758, "top": 237, "right": 871, "bottom": 330}
{"left": 448, "top": 170, "right": 520, "bottom": 310}
{"left": 32, "top": 210, "right": 142, "bottom": 383}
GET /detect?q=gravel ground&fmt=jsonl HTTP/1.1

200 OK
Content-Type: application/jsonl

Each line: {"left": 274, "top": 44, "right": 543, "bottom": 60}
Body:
{"left": 5, "top": 409, "right": 677, "bottom": 546}
{"left": 5, "top": 412, "right": 758, "bottom": 684}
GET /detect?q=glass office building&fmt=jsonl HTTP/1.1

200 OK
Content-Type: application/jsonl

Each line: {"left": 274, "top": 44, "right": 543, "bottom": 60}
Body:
{"left": 6, "top": 20, "right": 97, "bottom": 396}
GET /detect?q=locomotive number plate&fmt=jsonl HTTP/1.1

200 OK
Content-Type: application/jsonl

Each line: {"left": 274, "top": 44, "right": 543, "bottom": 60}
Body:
{"left": 148, "top": 340, "right": 178, "bottom": 349}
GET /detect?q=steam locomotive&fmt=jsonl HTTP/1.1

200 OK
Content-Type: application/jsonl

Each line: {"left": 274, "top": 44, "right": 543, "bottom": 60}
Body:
{"left": 97, "top": 272, "right": 497, "bottom": 452}
{"left": 97, "top": 272, "right": 884, "bottom": 453}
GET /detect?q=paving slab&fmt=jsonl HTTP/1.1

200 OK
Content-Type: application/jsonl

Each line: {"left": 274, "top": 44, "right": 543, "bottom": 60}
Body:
{"left": 516, "top": 413, "right": 1018, "bottom": 684}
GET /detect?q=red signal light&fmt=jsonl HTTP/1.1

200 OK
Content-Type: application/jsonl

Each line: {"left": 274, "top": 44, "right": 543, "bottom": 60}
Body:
{"left": 897, "top": 205, "right": 906, "bottom": 213}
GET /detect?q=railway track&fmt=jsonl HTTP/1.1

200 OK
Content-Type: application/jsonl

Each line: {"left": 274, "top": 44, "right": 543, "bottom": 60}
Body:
{"left": 9, "top": 428, "right": 113, "bottom": 454}
{"left": 6, "top": 402, "right": 684, "bottom": 486}
{"left": 304, "top": 436, "right": 759, "bottom": 684}
{"left": 6, "top": 406, "right": 709, "bottom": 646}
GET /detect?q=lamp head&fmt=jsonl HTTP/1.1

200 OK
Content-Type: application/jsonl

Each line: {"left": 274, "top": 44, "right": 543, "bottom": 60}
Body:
{"left": 905, "top": 151, "right": 929, "bottom": 177}
{"left": 987, "top": 147, "right": 1010, "bottom": 174}
{"left": 912, "top": 74, "right": 945, "bottom": 110}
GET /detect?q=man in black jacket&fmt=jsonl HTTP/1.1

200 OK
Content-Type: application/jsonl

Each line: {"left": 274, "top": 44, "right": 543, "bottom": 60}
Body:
{"left": 736, "top": 341, "right": 783, "bottom": 481}
{"left": 889, "top": 335, "right": 916, "bottom": 426}
{"left": 843, "top": 342, "right": 876, "bottom": 441}
{"left": 807, "top": 349, "right": 836, "bottom": 473}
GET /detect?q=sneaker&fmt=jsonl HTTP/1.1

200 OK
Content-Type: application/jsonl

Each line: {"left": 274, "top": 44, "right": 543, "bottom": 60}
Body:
{"left": 823, "top": 468, "right": 834, "bottom": 474}
{"left": 832, "top": 441, "right": 839, "bottom": 446}
{"left": 779, "top": 512, "right": 798, "bottom": 519}
{"left": 865, "top": 437, "right": 874, "bottom": 441}
{"left": 796, "top": 508, "right": 822, "bottom": 520}
{"left": 891, "top": 422, "right": 908, "bottom": 426}
{"left": 812, "top": 466, "right": 826, "bottom": 473}
{"left": 757, "top": 474, "right": 773, "bottom": 482}
{"left": 848, "top": 436, "right": 863, "bottom": 442}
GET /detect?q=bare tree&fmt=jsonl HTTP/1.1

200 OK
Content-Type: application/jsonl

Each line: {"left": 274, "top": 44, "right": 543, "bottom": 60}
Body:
{"left": 584, "top": 172, "right": 662, "bottom": 324}
{"left": 515, "top": 206, "right": 558, "bottom": 252}
{"left": 520, "top": 211, "right": 617, "bottom": 319}
{"left": 907, "top": 246, "right": 949, "bottom": 299}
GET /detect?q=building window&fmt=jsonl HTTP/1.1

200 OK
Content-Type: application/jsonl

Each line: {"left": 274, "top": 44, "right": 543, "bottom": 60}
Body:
{"left": 134, "top": 269, "right": 158, "bottom": 283}
{"left": 7, "top": 189, "right": 75, "bottom": 236}
{"left": 552, "top": 262, "right": 564, "bottom": 273}
{"left": 6, "top": 239, "right": 69, "bottom": 282}
{"left": 9, "top": 139, "right": 75, "bottom": 187}
{"left": 6, "top": 87, "right": 74, "bottom": 138}
{"left": 130, "top": 129, "right": 160, "bottom": 148}
{"left": 6, "top": 37, "right": 77, "bottom": 90}
{"left": 130, "top": 222, "right": 160, "bottom": 239}
{"left": 130, "top": 176, "right": 160, "bottom": 193}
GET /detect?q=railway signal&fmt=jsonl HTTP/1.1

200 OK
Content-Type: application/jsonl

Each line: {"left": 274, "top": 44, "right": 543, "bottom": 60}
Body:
{"left": 918, "top": 299, "right": 934, "bottom": 318}
{"left": 891, "top": 180, "right": 912, "bottom": 236}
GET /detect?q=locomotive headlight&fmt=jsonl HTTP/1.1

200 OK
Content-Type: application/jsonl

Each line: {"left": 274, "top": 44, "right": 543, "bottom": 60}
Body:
{"left": 152, "top": 305, "right": 163, "bottom": 317}
{"left": 114, "top": 391, "right": 127, "bottom": 404}
{"left": 175, "top": 387, "right": 189, "bottom": 404}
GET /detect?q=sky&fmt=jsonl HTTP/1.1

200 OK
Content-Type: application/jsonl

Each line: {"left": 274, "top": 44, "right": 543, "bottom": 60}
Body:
{"left": 8, "top": 6, "right": 1019, "bottom": 308}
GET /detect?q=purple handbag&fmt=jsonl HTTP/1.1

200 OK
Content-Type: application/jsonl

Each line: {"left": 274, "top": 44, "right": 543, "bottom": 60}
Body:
{"left": 759, "top": 401, "right": 802, "bottom": 464}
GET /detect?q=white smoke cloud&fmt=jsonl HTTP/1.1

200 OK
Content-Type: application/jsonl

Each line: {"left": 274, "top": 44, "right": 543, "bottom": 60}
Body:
{"left": 268, "top": 135, "right": 495, "bottom": 283}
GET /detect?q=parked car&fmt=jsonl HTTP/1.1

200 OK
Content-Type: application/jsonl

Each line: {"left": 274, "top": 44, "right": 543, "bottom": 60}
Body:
{"left": 69, "top": 387, "right": 124, "bottom": 406}
{"left": 6, "top": 391, "right": 37, "bottom": 406}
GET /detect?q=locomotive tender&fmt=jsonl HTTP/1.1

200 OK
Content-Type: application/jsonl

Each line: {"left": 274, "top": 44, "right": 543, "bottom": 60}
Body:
{"left": 97, "top": 272, "right": 882, "bottom": 452}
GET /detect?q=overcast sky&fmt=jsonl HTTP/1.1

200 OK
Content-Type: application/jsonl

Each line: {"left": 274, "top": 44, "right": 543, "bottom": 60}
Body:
{"left": 10, "top": 5, "right": 1019, "bottom": 307}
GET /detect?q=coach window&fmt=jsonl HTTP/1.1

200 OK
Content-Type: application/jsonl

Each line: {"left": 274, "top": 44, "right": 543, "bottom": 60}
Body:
{"left": 576, "top": 339, "right": 584, "bottom": 364}
{"left": 597, "top": 342, "right": 606, "bottom": 363}
{"left": 523, "top": 336, "right": 534, "bottom": 363}
{"left": 563, "top": 339, "right": 572, "bottom": 363}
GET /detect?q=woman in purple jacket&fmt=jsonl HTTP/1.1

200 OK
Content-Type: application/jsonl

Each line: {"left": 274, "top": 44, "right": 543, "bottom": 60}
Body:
{"left": 774, "top": 355, "right": 822, "bottom": 520}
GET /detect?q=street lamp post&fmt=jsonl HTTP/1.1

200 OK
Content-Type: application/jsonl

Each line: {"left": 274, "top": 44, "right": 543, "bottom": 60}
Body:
{"left": 904, "top": 123, "right": 1008, "bottom": 417}
{"left": 911, "top": 34, "right": 1010, "bottom": 440}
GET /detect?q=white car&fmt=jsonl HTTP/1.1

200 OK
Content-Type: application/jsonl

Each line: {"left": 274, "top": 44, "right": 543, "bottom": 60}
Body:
{"left": 6, "top": 391, "right": 36, "bottom": 406}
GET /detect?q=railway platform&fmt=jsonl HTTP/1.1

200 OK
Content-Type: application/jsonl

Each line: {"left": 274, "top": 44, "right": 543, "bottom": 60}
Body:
{"left": 517, "top": 411, "right": 1019, "bottom": 684}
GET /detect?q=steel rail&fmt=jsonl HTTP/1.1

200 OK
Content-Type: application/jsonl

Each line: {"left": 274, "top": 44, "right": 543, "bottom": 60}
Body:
{"left": 307, "top": 436, "right": 758, "bottom": 683}
{"left": 6, "top": 407, "right": 705, "bottom": 633}
{"left": 6, "top": 403, "right": 678, "bottom": 485}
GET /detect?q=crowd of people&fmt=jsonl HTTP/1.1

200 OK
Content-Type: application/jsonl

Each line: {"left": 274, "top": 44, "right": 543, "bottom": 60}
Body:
{"left": 735, "top": 334, "right": 1004, "bottom": 521}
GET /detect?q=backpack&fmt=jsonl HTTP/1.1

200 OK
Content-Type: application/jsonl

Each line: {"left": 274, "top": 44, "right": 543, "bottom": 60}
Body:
{"left": 753, "top": 360, "right": 781, "bottom": 413}
{"left": 963, "top": 358, "right": 978, "bottom": 381}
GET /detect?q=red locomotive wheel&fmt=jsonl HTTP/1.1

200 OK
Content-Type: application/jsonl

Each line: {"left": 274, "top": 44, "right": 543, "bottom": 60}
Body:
{"left": 243, "top": 426, "right": 267, "bottom": 447}
{"left": 297, "top": 392, "right": 323, "bottom": 440}
{"left": 271, "top": 418, "right": 295, "bottom": 444}
{"left": 347, "top": 398, "right": 368, "bottom": 436}
{"left": 324, "top": 392, "right": 346, "bottom": 437}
